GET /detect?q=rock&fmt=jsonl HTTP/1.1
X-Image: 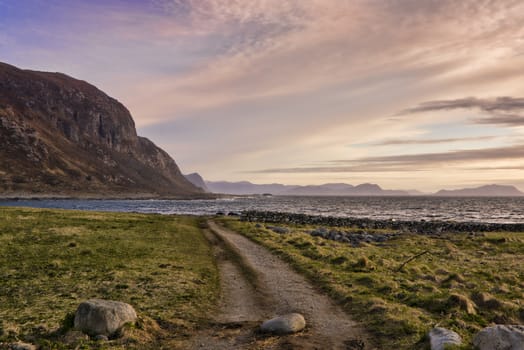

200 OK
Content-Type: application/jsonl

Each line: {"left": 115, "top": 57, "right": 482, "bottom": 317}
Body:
{"left": 266, "top": 226, "right": 290, "bottom": 234}
{"left": 473, "top": 325, "right": 524, "bottom": 350}
{"left": 428, "top": 327, "right": 462, "bottom": 350}
{"left": 9, "top": 342, "right": 36, "bottom": 350}
{"left": 311, "top": 227, "right": 328, "bottom": 237}
{"left": 74, "top": 299, "right": 137, "bottom": 337}
{"left": 94, "top": 334, "right": 109, "bottom": 341}
{"left": 260, "top": 313, "right": 306, "bottom": 335}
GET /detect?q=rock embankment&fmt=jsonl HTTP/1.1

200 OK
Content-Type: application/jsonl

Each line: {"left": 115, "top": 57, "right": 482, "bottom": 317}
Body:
{"left": 241, "top": 210, "right": 524, "bottom": 233}
{"left": 263, "top": 223, "right": 397, "bottom": 246}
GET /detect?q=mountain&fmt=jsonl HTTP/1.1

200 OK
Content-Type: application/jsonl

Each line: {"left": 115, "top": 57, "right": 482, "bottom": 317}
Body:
{"left": 0, "top": 62, "right": 203, "bottom": 198}
{"left": 205, "top": 181, "right": 296, "bottom": 195}
{"left": 434, "top": 184, "right": 524, "bottom": 197}
{"left": 282, "top": 183, "right": 354, "bottom": 196}
{"left": 184, "top": 173, "right": 209, "bottom": 192}
{"left": 282, "top": 183, "right": 408, "bottom": 196}
{"left": 205, "top": 180, "right": 409, "bottom": 196}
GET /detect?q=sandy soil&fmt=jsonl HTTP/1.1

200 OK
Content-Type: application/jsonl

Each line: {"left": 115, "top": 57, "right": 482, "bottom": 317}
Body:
{"left": 186, "top": 220, "right": 371, "bottom": 350}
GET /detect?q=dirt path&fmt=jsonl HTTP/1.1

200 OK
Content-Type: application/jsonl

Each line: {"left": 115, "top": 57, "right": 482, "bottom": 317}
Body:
{"left": 188, "top": 220, "right": 370, "bottom": 350}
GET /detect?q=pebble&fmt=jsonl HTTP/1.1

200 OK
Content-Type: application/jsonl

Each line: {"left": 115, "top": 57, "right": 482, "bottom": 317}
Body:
{"left": 260, "top": 313, "right": 306, "bottom": 335}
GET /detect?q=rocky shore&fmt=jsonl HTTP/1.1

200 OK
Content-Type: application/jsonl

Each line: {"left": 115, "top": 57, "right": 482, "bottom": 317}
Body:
{"left": 240, "top": 210, "right": 524, "bottom": 233}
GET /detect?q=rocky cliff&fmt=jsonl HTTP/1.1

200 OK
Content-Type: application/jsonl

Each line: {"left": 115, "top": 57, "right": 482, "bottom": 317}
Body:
{"left": 0, "top": 62, "right": 203, "bottom": 197}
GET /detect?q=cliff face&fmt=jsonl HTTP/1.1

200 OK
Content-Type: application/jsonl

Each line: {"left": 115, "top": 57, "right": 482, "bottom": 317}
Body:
{"left": 0, "top": 62, "right": 202, "bottom": 197}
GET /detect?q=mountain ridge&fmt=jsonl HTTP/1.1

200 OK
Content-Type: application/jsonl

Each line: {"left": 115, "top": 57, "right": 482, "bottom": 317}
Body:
{"left": 202, "top": 176, "right": 523, "bottom": 197}
{"left": 205, "top": 179, "right": 409, "bottom": 196}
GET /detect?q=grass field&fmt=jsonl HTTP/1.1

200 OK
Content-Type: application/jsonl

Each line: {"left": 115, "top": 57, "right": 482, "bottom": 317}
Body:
{"left": 0, "top": 207, "right": 219, "bottom": 349}
{"left": 218, "top": 217, "right": 524, "bottom": 349}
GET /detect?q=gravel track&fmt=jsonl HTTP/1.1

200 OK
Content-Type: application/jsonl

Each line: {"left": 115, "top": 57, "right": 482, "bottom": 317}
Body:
{"left": 188, "top": 221, "right": 371, "bottom": 350}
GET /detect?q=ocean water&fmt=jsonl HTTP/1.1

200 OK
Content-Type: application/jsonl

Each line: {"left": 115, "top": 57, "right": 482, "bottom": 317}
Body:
{"left": 1, "top": 196, "right": 524, "bottom": 224}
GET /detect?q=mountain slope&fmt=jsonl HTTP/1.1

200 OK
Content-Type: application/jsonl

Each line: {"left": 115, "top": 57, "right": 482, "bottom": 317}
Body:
{"left": 0, "top": 62, "right": 202, "bottom": 197}
{"left": 184, "top": 173, "right": 209, "bottom": 192}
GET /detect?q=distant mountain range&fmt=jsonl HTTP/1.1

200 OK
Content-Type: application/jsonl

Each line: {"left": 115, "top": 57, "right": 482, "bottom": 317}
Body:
{"left": 434, "top": 184, "right": 524, "bottom": 197}
{"left": 202, "top": 180, "right": 409, "bottom": 196}
{"left": 184, "top": 175, "right": 524, "bottom": 197}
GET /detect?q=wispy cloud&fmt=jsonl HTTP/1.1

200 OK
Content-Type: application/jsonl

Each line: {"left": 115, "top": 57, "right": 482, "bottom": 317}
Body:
{"left": 398, "top": 97, "right": 524, "bottom": 127}
{"left": 375, "top": 136, "right": 496, "bottom": 146}
{"left": 252, "top": 144, "right": 524, "bottom": 174}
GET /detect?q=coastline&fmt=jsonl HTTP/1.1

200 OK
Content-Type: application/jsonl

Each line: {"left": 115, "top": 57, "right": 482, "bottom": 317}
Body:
{"left": 240, "top": 210, "right": 524, "bottom": 232}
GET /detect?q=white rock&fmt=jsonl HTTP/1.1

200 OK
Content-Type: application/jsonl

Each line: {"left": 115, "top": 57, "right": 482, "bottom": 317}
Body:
{"left": 260, "top": 313, "right": 306, "bottom": 335}
{"left": 74, "top": 299, "right": 137, "bottom": 336}
{"left": 429, "top": 327, "right": 462, "bottom": 350}
{"left": 473, "top": 325, "right": 524, "bottom": 350}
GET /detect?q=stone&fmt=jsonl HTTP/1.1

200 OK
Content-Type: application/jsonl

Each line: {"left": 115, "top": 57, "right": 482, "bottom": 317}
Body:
{"left": 428, "top": 327, "right": 462, "bottom": 350}
{"left": 94, "top": 334, "right": 109, "bottom": 341}
{"left": 266, "top": 226, "right": 290, "bottom": 234}
{"left": 473, "top": 325, "right": 524, "bottom": 350}
{"left": 260, "top": 313, "right": 306, "bottom": 335}
{"left": 9, "top": 342, "right": 36, "bottom": 350}
{"left": 74, "top": 299, "right": 137, "bottom": 337}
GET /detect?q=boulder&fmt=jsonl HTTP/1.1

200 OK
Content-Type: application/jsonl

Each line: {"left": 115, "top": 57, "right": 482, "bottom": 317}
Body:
{"left": 473, "top": 325, "right": 524, "bottom": 350}
{"left": 428, "top": 327, "right": 462, "bottom": 350}
{"left": 9, "top": 343, "right": 36, "bottom": 350}
{"left": 266, "top": 226, "right": 290, "bottom": 234}
{"left": 74, "top": 299, "right": 137, "bottom": 337}
{"left": 260, "top": 313, "right": 306, "bottom": 335}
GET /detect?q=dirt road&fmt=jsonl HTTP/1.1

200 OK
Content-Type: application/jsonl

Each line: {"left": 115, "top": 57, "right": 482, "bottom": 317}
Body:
{"left": 189, "top": 220, "right": 370, "bottom": 349}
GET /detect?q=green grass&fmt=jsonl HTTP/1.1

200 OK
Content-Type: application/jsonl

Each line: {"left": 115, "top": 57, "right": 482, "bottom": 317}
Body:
{"left": 219, "top": 217, "right": 524, "bottom": 349}
{"left": 0, "top": 207, "right": 219, "bottom": 349}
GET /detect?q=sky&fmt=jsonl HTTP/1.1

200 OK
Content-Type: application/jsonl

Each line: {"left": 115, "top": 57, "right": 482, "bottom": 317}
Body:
{"left": 1, "top": 0, "right": 524, "bottom": 191}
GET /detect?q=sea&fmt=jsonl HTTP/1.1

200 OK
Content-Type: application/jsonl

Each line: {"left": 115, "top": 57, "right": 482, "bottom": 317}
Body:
{"left": 1, "top": 196, "right": 524, "bottom": 224}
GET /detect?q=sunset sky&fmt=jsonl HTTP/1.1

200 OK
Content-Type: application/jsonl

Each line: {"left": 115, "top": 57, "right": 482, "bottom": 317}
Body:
{"left": 2, "top": 0, "right": 524, "bottom": 191}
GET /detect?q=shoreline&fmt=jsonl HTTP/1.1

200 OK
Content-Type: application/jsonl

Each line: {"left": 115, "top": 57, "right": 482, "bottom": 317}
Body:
{"left": 0, "top": 193, "right": 224, "bottom": 201}
{"left": 240, "top": 210, "right": 524, "bottom": 233}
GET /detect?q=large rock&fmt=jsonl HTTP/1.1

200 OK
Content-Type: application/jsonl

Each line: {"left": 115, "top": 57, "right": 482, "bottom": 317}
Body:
{"left": 260, "top": 313, "right": 306, "bottom": 335}
{"left": 74, "top": 299, "right": 137, "bottom": 337}
{"left": 473, "top": 325, "right": 524, "bottom": 350}
{"left": 428, "top": 327, "right": 462, "bottom": 350}
{"left": 9, "top": 343, "right": 36, "bottom": 350}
